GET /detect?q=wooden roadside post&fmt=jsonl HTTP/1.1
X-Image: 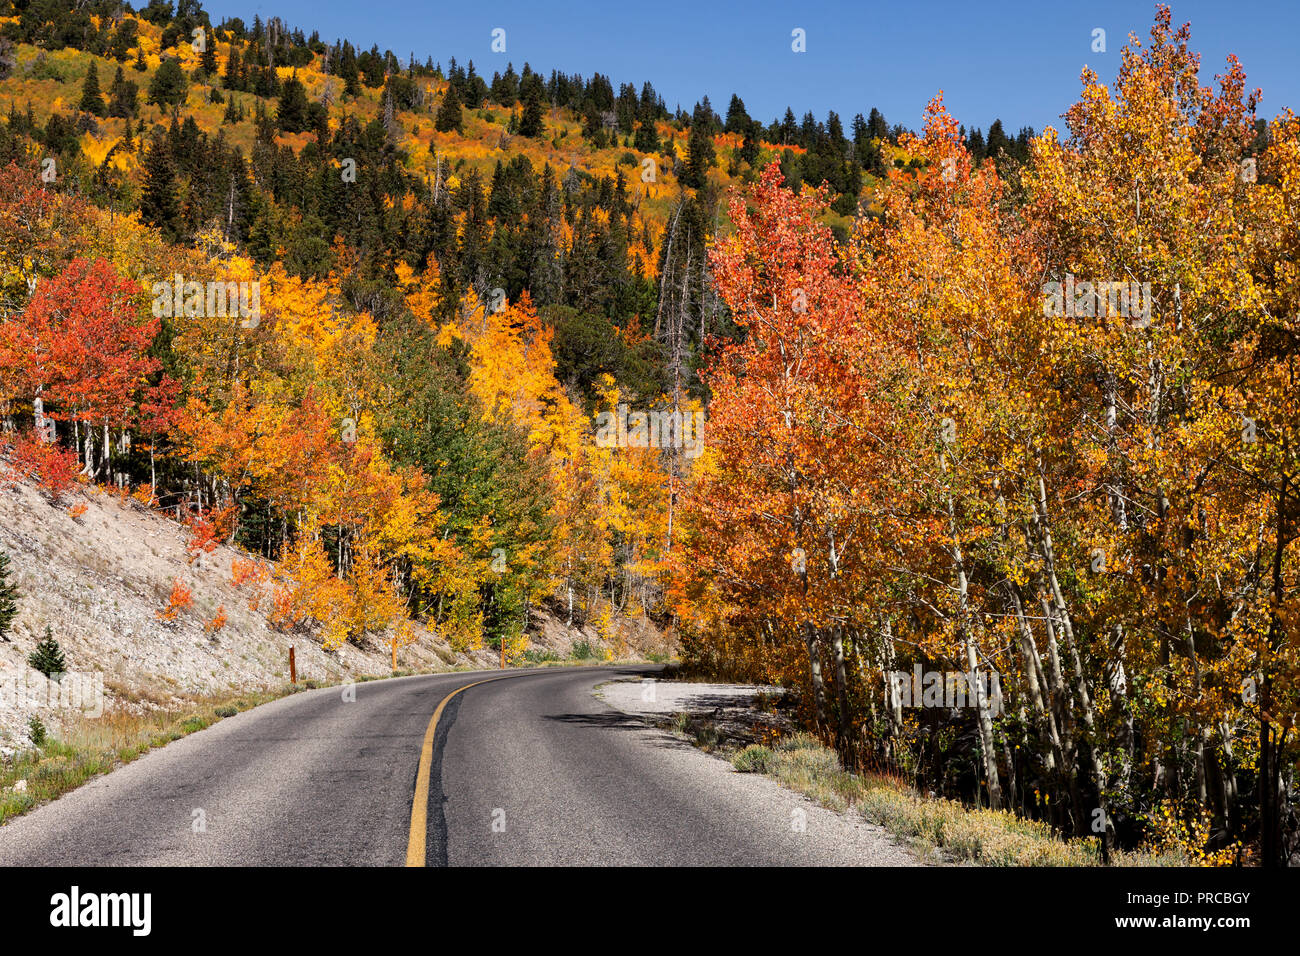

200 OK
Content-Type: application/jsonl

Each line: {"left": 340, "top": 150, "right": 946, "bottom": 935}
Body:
{"left": 289, "top": 645, "right": 296, "bottom": 684}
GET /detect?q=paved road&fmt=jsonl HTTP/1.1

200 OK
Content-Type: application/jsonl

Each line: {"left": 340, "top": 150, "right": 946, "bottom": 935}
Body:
{"left": 0, "top": 666, "right": 915, "bottom": 866}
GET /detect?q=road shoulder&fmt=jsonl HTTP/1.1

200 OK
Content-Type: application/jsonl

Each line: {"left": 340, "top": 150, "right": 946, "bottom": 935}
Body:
{"left": 598, "top": 676, "right": 927, "bottom": 866}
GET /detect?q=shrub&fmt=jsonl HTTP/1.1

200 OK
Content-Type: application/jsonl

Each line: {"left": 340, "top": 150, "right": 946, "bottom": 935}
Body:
{"left": 733, "top": 744, "right": 773, "bottom": 773}
{"left": 27, "top": 715, "right": 46, "bottom": 746}
{"left": 156, "top": 577, "right": 193, "bottom": 621}
{"left": 7, "top": 430, "right": 80, "bottom": 502}
{"left": 28, "top": 627, "right": 65, "bottom": 678}
{"left": 0, "top": 549, "right": 18, "bottom": 640}
{"left": 205, "top": 606, "right": 228, "bottom": 633}
{"left": 692, "top": 720, "right": 720, "bottom": 749}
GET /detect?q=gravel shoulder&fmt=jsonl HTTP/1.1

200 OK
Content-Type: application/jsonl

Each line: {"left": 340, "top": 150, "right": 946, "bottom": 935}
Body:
{"left": 595, "top": 676, "right": 923, "bottom": 866}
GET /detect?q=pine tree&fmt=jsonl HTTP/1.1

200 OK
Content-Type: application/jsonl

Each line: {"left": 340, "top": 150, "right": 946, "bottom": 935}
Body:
{"left": 779, "top": 107, "right": 797, "bottom": 145}
{"left": 79, "top": 61, "right": 105, "bottom": 116}
{"left": 148, "top": 57, "right": 188, "bottom": 108}
{"left": 518, "top": 83, "right": 545, "bottom": 138}
{"left": 434, "top": 83, "right": 462, "bottom": 134}
{"left": 0, "top": 549, "right": 18, "bottom": 641}
{"left": 277, "top": 75, "right": 309, "bottom": 132}
{"left": 739, "top": 120, "right": 760, "bottom": 167}
{"left": 107, "top": 66, "right": 138, "bottom": 119}
{"left": 28, "top": 626, "right": 65, "bottom": 679}
{"left": 683, "top": 103, "right": 716, "bottom": 189}
{"left": 199, "top": 30, "right": 218, "bottom": 77}
{"left": 724, "top": 94, "right": 749, "bottom": 134}
{"left": 141, "top": 129, "right": 180, "bottom": 241}
{"left": 984, "top": 118, "right": 1010, "bottom": 161}
{"left": 634, "top": 117, "right": 659, "bottom": 153}
{"left": 223, "top": 45, "right": 242, "bottom": 90}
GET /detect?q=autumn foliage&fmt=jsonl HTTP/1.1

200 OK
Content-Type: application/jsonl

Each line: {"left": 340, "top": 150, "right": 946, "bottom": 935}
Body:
{"left": 674, "top": 11, "right": 1299, "bottom": 864}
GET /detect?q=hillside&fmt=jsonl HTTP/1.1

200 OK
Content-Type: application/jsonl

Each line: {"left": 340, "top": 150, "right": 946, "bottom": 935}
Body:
{"left": 0, "top": 473, "right": 670, "bottom": 756}
{"left": 0, "top": 0, "right": 709, "bottom": 732}
{"left": 2, "top": 0, "right": 1293, "bottom": 868}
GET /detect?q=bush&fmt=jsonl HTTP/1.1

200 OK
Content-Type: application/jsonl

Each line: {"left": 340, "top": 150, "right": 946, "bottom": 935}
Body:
{"left": 214, "top": 705, "right": 238, "bottom": 718}
{"left": 733, "top": 744, "right": 773, "bottom": 773}
{"left": 27, "top": 627, "right": 65, "bottom": 678}
{"left": 28, "top": 56, "right": 65, "bottom": 82}
{"left": 693, "top": 720, "right": 720, "bottom": 749}
{"left": 7, "top": 431, "right": 80, "bottom": 503}
{"left": 27, "top": 715, "right": 46, "bottom": 747}
{"left": 570, "top": 639, "right": 598, "bottom": 660}
{"left": 0, "top": 549, "right": 18, "bottom": 640}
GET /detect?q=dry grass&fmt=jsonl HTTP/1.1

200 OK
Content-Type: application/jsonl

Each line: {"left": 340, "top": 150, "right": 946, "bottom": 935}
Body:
{"left": 732, "top": 732, "right": 1190, "bottom": 867}
{"left": 0, "top": 684, "right": 295, "bottom": 825}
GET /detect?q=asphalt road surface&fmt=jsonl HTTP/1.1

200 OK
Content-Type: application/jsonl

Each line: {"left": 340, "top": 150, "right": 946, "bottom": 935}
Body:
{"left": 0, "top": 666, "right": 915, "bottom": 866}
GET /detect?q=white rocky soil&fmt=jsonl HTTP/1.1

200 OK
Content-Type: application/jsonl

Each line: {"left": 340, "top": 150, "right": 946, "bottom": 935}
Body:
{"left": 0, "top": 477, "right": 671, "bottom": 756}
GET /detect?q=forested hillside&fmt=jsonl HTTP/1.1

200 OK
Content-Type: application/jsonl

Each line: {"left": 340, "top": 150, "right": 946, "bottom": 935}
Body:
{"left": 0, "top": 0, "right": 1293, "bottom": 866}
{"left": 0, "top": 0, "right": 996, "bottom": 660}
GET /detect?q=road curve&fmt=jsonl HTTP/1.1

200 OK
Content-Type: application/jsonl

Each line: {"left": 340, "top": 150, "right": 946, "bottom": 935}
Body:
{"left": 0, "top": 666, "right": 916, "bottom": 866}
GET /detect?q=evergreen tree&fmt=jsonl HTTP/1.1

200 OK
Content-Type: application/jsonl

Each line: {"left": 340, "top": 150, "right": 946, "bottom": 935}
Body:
{"left": 0, "top": 549, "right": 18, "bottom": 642}
{"left": 633, "top": 117, "right": 659, "bottom": 153}
{"left": 852, "top": 112, "right": 868, "bottom": 151}
{"left": 985, "top": 118, "right": 1010, "bottom": 158}
{"left": 724, "top": 94, "right": 749, "bottom": 134}
{"left": 826, "top": 110, "right": 845, "bottom": 150}
{"left": 107, "top": 66, "right": 138, "bottom": 119}
{"left": 79, "top": 61, "right": 105, "bottom": 116}
{"left": 683, "top": 102, "right": 716, "bottom": 189}
{"left": 148, "top": 57, "right": 188, "bottom": 108}
{"left": 277, "top": 74, "right": 309, "bottom": 132}
{"left": 28, "top": 626, "right": 65, "bottom": 679}
{"left": 222, "top": 45, "right": 242, "bottom": 90}
{"left": 517, "top": 77, "right": 545, "bottom": 138}
{"left": 866, "top": 107, "right": 888, "bottom": 141}
{"left": 779, "top": 107, "right": 797, "bottom": 144}
{"left": 198, "top": 29, "right": 218, "bottom": 77}
{"left": 434, "top": 83, "right": 462, "bottom": 134}
{"left": 109, "top": 18, "right": 137, "bottom": 61}
{"left": 141, "top": 129, "right": 180, "bottom": 241}
{"left": 739, "top": 120, "right": 760, "bottom": 167}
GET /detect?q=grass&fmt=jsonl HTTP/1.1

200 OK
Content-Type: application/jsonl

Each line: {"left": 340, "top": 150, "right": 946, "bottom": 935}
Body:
{"left": 0, "top": 684, "right": 299, "bottom": 825}
{"left": 722, "top": 730, "right": 1190, "bottom": 866}
{"left": 733, "top": 743, "right": 774, "bottom": 774}
{"left": 522, "top": 648, "right": 563, "bottom": 665}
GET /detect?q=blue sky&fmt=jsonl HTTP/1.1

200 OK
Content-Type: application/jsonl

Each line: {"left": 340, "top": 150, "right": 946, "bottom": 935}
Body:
{"left": 198, "top": 0, "right": 1300, "bottom": 134}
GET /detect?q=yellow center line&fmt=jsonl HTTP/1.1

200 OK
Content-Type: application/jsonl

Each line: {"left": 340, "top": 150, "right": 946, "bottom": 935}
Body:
{"left": 405, "top": 672, "right": 529, "bottom": 867}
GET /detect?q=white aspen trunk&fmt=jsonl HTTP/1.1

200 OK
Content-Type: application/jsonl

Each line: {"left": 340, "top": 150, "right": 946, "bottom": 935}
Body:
{"left": 948, "top": 495, "right": 1002, "bottom": 809}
